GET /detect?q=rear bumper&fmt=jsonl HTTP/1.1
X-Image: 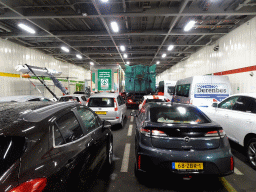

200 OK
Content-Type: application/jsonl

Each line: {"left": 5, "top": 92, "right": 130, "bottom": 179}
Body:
{"left": 136, "top": 143, "right": 234, "bottom": 176}
{"left": 99, "top": 116, "right": 121, "bottom": 125}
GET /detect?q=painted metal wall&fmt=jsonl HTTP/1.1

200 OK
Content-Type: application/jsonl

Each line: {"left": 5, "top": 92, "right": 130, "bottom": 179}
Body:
{"left": 0, "top": 39, "right": 90, "bottom": 98}
{"left": 157, "top": 16, "right": 256, "bottom": 94}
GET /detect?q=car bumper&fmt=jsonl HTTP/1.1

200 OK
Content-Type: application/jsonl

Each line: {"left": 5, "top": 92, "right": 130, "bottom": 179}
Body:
{"left": 136, "top": 143, "right": 234, "bottom": 176}
{"left": 99, "top": 116, "right": 121, "bottom": 125}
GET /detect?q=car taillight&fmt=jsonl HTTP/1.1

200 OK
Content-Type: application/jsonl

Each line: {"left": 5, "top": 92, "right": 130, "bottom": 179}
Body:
{"left": 230, "top": 156, "right": 234, "bottom": 171}
{"left": 140, "top": 128, "right": 167, "bottom": 137}
{"left": 9, "top": 178, "right": 47, "bottom": 192}
{"left": 128, "top": 99, "right": 133, "bottom": 103}
{"left": 86, "top": 98, "right": 90, "bottom": 106}
{"left": 205, "top": 130, "right": 223, "bottom": 137}
{"left": 166, "top": 99, "right": 170, "bottom": 102}
{"left": 114, "top": 98, "right": 118, "bottom": 111}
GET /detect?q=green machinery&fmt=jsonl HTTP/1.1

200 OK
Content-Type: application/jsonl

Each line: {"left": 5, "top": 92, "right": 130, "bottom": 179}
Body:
{"left": 125, "top": 64, "right": 156, "bottom": 94}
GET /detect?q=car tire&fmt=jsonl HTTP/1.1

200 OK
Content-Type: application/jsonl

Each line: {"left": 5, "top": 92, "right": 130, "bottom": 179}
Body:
{"left": 106, "top": 139, "right": 113, "bottom": 167}
{"left": 246, "top": 138, "right": 256, "bottom": 169}
{"left": 120, "top": 115, "right": 124, "bottom": 128}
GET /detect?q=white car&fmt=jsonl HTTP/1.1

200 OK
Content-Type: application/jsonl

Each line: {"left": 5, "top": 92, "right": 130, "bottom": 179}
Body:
{"left": 139, "top": 95, "right": 170, "bottom": 110}
{"left": 87, "top": 92, "right": 127, "bottom": 127}
{"left": 200, "top": 93, "right": 256, "bottom": 169}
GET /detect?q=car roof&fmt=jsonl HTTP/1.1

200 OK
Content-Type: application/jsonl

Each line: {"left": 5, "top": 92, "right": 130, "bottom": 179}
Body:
{"left": 231, "top": 93, "right": 256, "bottom": 98}
{"left": 0, "top": 102, "right": 78, "bottom": 136}
{"left": 146, "top": 102, "right": 195, "bottom": 109}
{"left": 90, "top": 92, "right": 118, "bottom": 98}
{"left": 0, "top": 95, "right": 47, "bottom": 102}
{"left": 143, "top": 95, "right": 166, "bottom": 99}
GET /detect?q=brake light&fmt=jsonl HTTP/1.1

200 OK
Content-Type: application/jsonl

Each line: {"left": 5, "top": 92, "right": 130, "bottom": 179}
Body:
{"left": 152, "top": 130, "right": 167, "bottom": 137}
{"left": 140, "top": 128, "right": 167, "bottom": 137}
{"left": 79, "top": 101, "right": 82, "bottom": 104}
{"left": 86, "top": 98, "right": 90, "bottom": 106}
{"left": 114, "top": 98, "right": 118, "bottom": 111}
{"left": 205, "top": 130, "right": 219, "bottom": 137}
{"left": 230, "top": 156, "right": 234, "bottom": 171}
{"left": 128, "top": 99, "right": 133, "bottom": 103}
{"left": 219, "top": 130, "right": 225, "bottom": 138}
{"left": 166, "top": 99, "right": 170, "bottom": 102}
{"left": 9, "top": 178, "right": 47, "bottom": 192}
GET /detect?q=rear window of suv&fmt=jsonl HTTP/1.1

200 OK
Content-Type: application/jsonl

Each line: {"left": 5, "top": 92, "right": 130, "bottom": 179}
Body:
{"left": 0, "top": 136, "right": 26, "bottom": 176}
{"left": 88, "top": 98, "right": 114, "bottom": 107}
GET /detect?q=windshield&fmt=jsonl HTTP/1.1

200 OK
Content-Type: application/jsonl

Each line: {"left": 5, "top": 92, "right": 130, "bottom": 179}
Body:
{"left": 88, "top": 98, "right": 114, "bottom": 107}
{"left": 150, "top": 106, "right": 210, "bottom": 124}
{"left": 0, "top": 136, "right": 26, "bottom": 176}
{"left": 168, "top": 86, "right": 175, "bottom": 95}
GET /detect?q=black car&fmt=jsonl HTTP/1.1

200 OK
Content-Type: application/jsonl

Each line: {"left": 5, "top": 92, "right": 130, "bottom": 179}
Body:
{"left": 0, "top": 102, "right": 113, "bottom": 192}
{"left": 131, "top": 102, "right": 234, "bottom": 180}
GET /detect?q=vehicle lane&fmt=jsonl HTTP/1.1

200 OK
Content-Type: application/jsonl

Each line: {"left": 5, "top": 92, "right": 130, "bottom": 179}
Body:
{"left": 88, "top": 109, "right": 247, "bottom": 192}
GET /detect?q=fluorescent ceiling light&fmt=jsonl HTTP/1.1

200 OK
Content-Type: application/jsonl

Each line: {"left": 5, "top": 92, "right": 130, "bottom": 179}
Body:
{"left": 61, "top": 46, "right": 70, "bottom": 52}
{"left": 168, "top": 45, "right": 174, "bottom": 51}
{"left": 120, "top": 45, "right": 125, "bottom": 52}
{"left": 76, "top": 54, "right": 82, "bottom": 59}
{"left": 18, "top": 24, "right": 36, "bottom": 34}
{"left": 162, "top": 53, "right": 167, "bottom": 58}
{"left": 111, "top": 22, "right": 119, "bottom": 33}
{"left": 101, "top": 0, "right": 108, "bottom": 2}
{"left": 124, "top": 54, "right": 128, "bottom": 58}
{"left": 90, "top": 62, "right": 94, "bottom": 65}
{"left": 184, "top": 20, "right": 196, "bottom": 32}
{"left": 156, "top": 61, "right": 160, "bottom": 64}
{"left": 126, "top": 61, "right": 130, "bottom": 65}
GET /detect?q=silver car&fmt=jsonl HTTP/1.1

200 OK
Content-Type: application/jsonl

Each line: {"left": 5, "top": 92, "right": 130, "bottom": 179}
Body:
{"left": 59, "top": 94, "right": 87, "bottom": 105}
{"left": 87, "top": 92, "right": 127, "bottom": 127}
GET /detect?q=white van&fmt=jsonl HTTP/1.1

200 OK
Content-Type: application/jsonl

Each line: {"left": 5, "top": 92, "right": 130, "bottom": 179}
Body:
{"left": 164, "top": 81, "right": 177, "bottom": 100}
{"left": 173, "top": 76, "right": 231, "bottom": 107}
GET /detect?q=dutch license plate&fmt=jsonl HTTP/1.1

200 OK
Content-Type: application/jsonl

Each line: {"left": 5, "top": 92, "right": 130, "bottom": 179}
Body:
{"left": 95, "top": 111, "right": 107, "bottom": 115}
{"left": 172, "top": 162, "right": 203, "bottom": 170}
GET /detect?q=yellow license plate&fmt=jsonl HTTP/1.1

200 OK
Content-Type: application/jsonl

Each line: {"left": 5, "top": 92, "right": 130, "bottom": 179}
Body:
{"left": 172, "top": 162, "right": 203, "bottom": 170}
{"left": 95, "top": 111, "right": 107, "bottom": 115}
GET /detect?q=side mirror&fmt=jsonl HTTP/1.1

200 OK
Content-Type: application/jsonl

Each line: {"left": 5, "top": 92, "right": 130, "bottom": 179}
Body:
{"left": 103, "top": 120, "right": 112, "bottom": 129}
{"left": 212, "top": 103, "right": 218, "bottom": 108}
{"left": 130, "top": 111, "right": 138, "bottom": 117}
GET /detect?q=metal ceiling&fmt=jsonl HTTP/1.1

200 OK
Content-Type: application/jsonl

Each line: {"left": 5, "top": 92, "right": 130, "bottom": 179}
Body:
{"left": 0, "top": 0, "right": 256, "bottom": 74}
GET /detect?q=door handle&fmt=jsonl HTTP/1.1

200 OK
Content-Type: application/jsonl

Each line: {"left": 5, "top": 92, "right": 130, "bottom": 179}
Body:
{"left": 66, "top": 158, "right": 75, "bottom": 168}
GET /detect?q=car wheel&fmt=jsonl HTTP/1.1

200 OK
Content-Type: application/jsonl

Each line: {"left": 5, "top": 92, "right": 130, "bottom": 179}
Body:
{"left": 246, "top": 138, "right": 256, "bottom": 169}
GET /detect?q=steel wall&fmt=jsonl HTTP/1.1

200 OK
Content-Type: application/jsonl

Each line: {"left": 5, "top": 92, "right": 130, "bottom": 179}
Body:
{"left": 0, "top": 39, "right": 90, "bottom": 98}
{"left": 157, "top": 16, "right": 256, "bottom": 94}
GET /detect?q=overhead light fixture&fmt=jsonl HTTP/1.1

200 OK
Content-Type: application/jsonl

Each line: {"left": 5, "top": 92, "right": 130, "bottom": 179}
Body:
{"left": 168, "top": 45, "right": 174, "bottom": 51}
{"left": 82, "top": 13, "right": 88, "bottom": 17}
{"left": 76, "top": 54, "right": 82, "bottom": 59}
{"left": 61, "top": 46, "right": 70, "bottom": 53}
{"left": 124, "top": 54, "right": 128, "bottom": 58}
{"left": 111, "top": 22, "right": 119, "bottom": 33}
{"left": 156, "top": 61, "right": 160, "bottom": 64}
{"left": 120, "top": 45, "right": 125, "bottom": 52}
{"left": 126, "top": 61, "right": 130, "bottom": 65}
{"left": 162, "top": 53, "right": 167, "bottom": 58}
{"left": 90, "top": 62, "right": 94, "bottom": 65}
{"left": 184, "top": 20, "right": 196, "bottom": 32}
{"left": 101, "top": 0, "right": 108, "bottom": 2}
{"left": 18, "top": 24, "right": 36, "bottom": 34}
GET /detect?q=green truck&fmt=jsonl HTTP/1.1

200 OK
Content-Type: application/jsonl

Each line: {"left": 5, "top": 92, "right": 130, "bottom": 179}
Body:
{"left": 125, "top": 64, "right": 156, "bottom": 107}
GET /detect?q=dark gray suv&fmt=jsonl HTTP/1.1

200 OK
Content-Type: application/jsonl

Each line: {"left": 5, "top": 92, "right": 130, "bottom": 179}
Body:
{"left": 0, "top": 102, "right": 113, "bottom": 192}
